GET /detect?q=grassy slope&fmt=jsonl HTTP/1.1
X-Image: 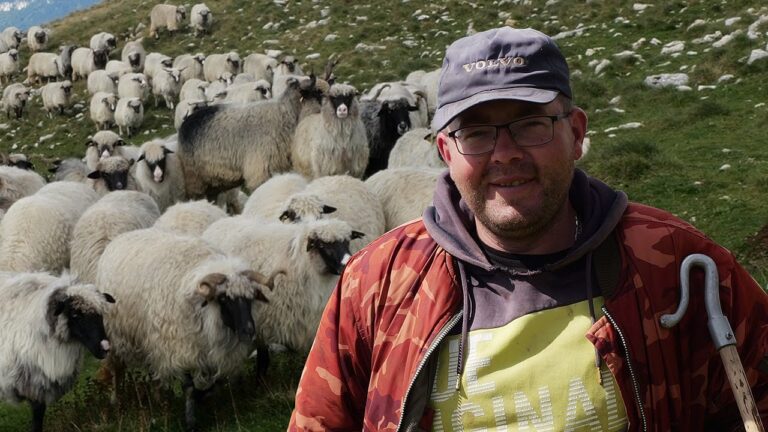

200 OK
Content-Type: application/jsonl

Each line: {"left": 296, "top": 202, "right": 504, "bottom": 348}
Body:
{"left": 1, "top": 0, "right": 768, "bottom": 430}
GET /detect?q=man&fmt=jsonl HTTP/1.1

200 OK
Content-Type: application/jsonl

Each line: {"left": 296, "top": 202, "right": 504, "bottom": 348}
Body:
{"left": 289, "top": 27, "right": 768, "bottom": 431}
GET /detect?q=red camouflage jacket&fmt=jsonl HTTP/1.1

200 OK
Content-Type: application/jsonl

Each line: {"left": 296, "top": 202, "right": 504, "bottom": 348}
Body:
{"left": 289, "top": 202, "right": 768, "bottom": 431}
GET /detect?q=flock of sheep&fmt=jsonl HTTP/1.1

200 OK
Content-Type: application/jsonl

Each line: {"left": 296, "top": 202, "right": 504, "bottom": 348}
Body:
{"left": 0, "top": 2, "right": 448, "bottom": 431}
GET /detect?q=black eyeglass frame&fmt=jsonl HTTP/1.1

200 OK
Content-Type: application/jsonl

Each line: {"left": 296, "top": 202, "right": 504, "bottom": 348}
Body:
{"left": 447, "top": 112, "right": 573, "bottom": 155}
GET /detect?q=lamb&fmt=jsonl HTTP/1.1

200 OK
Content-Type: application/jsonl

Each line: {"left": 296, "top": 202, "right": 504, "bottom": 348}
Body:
{"left": 223, "top": 79, "right": 271, "bottom": 104}
{"left": 104, "top": 60, "right": 133, "bottom": 78}
{"left": 387, "top": 127, "right": 445, "bottom": 169}
{"left": 114, "top": 97, "right": 144, "bottom": 137}
{"left": 1, "top": 83, "right": 30, "bottom": 119}
{"left": 120, "top": 38, "right": 145, "bottom": 72}
{"left": 143, "top": 52, "right": 173, "bottom": 84}
{"left": 203, "top": 51, "right": 241, "bottom": 82}
{"left": 152, "top": 67, "right": 183, "bottom": 109}
{"left": 87, "top": 70, "right": 117, "bottom": 95}
{"left": 242, "top": 52, "right": 277, "bottom": 84}
{"left": 117, "top": 72, "right": 149, "bottom": 101}
{"left": 27, "top": 26, "right": 51, "bottom": 52}
{"left": 84, "top": 130, "right": 128, "bottom": 170}
{"left": 40, "top": 80, "right": 73, "bottom": 117}
{"left": 291, "top": 83, "right": 368, "bottom": 179}
{"left": 0, "top": 27, "right": 23, "bottom": 51}
{"left": 0, "top": 165, "right": 46, "bottom": 212}
{"left": 179, "top": 77, "right": 208, "bottom": 103}
{"left": 0, "top": 181, "right": 100, "bottom": 272}
{"left": 89, "top": 91, "right": 118, "bottom": 130}
{"left": 70, "top": 191, "right": 160, "bottom": 283}
{"left": 89, "top": 32, "right": 117, "bottom": 55}
{"left": 149, "top": 4, "right": 187, "bottom": 38}
{"left": 71, "top": 47, "right": 109, "bottom": 81}
{"left": 202, "top": 217, "right": 361, "bottom": 353}
{"left": 173, "top": 53, "right": 205, "bottom": 82}
{"left": 174, "top": 98, "right": 207, "bottom": 130}
{"left": 177, "top": 76, "right": 318, "bottom": 199}
{"left": 0, "top": 49, "right": 19, "bottom": 84}
{"left": 190, "top": 3, "right": 213, "bottom": 36}
{"left": 86, "top": 156, "right": 139, "bottom": 195}
{"left": 365, "top": 167, "right": 442, "bottom": 230}
{"left": 0, "top": 272, "right": 113, "bottom": 432}
{"left": 154, "top": 199, "right": 227, "bottom": 235}
{"left": 135, "top": 139, "right": 186, "bottom": 211}
{"left": 241, "top": 172, "right": 308, "bottom": 219}
{"left": 95, "top": 227, "right": 272, "bottom": 431}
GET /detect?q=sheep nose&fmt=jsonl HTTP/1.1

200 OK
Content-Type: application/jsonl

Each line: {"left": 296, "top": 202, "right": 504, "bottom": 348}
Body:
{"left": 397, "top": 122, "right": 409, "bottom": 135}
{"left": 336, "top": 104, "right": 348, "bottom": 118}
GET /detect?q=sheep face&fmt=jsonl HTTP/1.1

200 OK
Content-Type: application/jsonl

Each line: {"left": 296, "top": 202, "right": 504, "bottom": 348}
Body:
{"left": 87, "top": 157, "right": 134, "bottom": 191}
{"left": 8, "top": 49, "right": 18, "bottom": 61}
{"left": 128, "top": 52, "right": 141, "bottom": 68}
{"left": 34, "top": 31, "right": 46, "bottom": 44}
{"left": 93, "top": 50, "right": 108, "bottom": 69}
{"left": 379, "top": 99, "right": 415, "bottom": 136}
{"left": 48, "top": 288, "right": 115, "bottom": 359}
{"left": 176, "top": 6, "right": 187, "bottom": 22}
{"left": 329, "top": 94, "right": 355, "bottom": 119}
{"left": 196, "top": 272, "right": 271, "bottom": 342}
{"left": 306, "top": 232, "right": 362, "bottom": 275}
{"left": 138, "top": 145, "right": 172, "bottom": 183}
{"left": 227, "top": 55, "right": 240, "bottom": 73}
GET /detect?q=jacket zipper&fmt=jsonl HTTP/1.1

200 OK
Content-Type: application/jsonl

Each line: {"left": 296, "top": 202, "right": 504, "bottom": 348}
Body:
{"left": 602, "top": 306, "right": 647, "bottom": 432}
{"left": 395, "top": 312, "right": 463, "bottom": 432}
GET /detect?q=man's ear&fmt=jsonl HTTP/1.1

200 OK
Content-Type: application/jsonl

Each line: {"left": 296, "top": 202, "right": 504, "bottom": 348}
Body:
{"left": 568, "top": 107, "right": 588, "bottom": 161}
{"left": 436, "top": 131, "right": 453, "bottom": 164}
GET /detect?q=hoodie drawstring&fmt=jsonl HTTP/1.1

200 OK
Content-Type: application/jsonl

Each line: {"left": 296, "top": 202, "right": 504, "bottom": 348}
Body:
{"left": 456, "top": 260, "right": 470, "bottom": 391}
{"left": 585, "top": 252, "right": 603, "bottom": 384}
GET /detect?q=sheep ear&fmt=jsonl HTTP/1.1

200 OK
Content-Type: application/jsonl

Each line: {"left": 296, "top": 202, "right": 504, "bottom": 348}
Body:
{"left": 137, "top": 153, "right": 145, "bottom": 162}
{"left": 103, "top": 293, "right": 116, "bottom": 303}
{"left": 306, "top": 238, "right": 317, "bottom": 252}
{"left": 85, "top": 137, "right": 95, "bottom": 147}
{"left": 321, "top": 205, "right": 336, "bottom": 215}
{"left": 351, "top": 230, "right": 366, "bottom": 239}
{"left": 116, "top": 139, "right": 126, "bottom": 146}
{"left": 87, "top": 170, "right": 102, "bottom": 179}
{"left": 163, "top": 147, "right": 174, "bottom": 155}
{"left": 46, "top": 288, "right": 69, "bottom": 329}
{"left": 196, "top": 273, "right": 228, "bottom": 300}
{"left": 279, "top": 209, "right": 296, "bottom": 222}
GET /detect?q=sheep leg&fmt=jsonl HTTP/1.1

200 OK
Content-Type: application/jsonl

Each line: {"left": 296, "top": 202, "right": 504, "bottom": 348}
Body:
{"left": 29, "top": 400, "right": 46, "bottom": 432}
{"left": 182, "top": 374, "right": 207, "bottom": 432}
{"left": 255, "top": 344, "right": 270, "bottom": 383}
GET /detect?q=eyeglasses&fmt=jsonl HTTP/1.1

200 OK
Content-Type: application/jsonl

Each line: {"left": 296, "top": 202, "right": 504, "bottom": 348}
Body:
{"left": 447, "top": 112, "right": 572, "bottom": 155}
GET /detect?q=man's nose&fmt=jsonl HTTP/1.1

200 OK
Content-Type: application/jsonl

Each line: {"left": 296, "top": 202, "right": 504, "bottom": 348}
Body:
{"left": 490, "top": 127, "right": 525, "bottom": 162}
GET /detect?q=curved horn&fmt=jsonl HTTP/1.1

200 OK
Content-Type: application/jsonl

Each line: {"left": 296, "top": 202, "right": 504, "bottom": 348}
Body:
{"left": 196, "top": 272, "right": 228, "bottom": 300}
{"left": 371, "top": 83, "right": 391, "bottom": 101}
{"left": 242, "top": 269, "right": 284, "bottom": 291}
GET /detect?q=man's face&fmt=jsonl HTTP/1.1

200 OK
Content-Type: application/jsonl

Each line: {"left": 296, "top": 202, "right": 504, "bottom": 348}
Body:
{"left": 436, "top": 98, "right": 587, "bottom": 243}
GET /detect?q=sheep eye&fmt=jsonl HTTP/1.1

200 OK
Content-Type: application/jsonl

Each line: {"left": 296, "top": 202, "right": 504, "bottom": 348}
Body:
{"left": 217, "top": 293, "right": 228, "bottom": 303}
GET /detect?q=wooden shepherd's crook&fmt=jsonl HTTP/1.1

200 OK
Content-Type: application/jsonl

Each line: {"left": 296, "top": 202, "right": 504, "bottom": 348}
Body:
{"left": 660, "top": 254, "right": 764, "bottom": 432}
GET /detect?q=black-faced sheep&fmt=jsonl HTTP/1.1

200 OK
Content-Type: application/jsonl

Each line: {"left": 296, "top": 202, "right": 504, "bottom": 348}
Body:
{"left": 241, "top": 172, "right": 309, "bottom": 220}
{"left": 87, "top": 156, "right": 139, "bottom": 195}
{"left": 40, "top": 80, "right": 73, "bottom": 117}
{"left": 0, "top": 165, "right": 46, "bottom": 212}
{"left": 152, "top": 67, "right": 183, "bottom": 109}
{"left": 387, "top": 127, "right": 445, "bottom": 169}
{"left": 71, "top": 47, "right": 109, "bottom": 81}
{"left": 203, "top": 51, "right": 241, "bottom": 82}
{"left": 190, "top": 3, "right": 213, "bottom": 36}
{"left": 242, "top": 52, "right": 277, "bottom": 84}
{"left": 149, "top": 4, "right": 186, "bottom": 39}
{"left": 87, "top": 70, "right": 118, "bottom": 95}
{"left": 114, "top": 97, "right": 144, "bottom": 137}
{"left": 174, "top": 53, "right": 205, "bottom": 82}
{"left": 365, "top": 167, "right": 443, "bottom": 230}
{"left": 89, "top": 32, "right": 117, "bottom": 55}
{"left": 135, "top": 139, "right": 186, "bottom": 211}
{"left": 121, "top": 38, "right": 145, "bottom": 72}
{"left": 1, "top": 83, "right": 30, "bottom": 119}
{"left": 89, "top": 91, "right": 118, "bottom": 130}
{"left": 0, "top": 48, "right": 19, "bottom": 84}
{"left": 84, "top": 130, "right": 130, "bottom": 170}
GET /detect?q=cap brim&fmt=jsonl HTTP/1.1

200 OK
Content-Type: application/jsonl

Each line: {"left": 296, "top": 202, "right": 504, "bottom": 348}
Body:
{"left": 431, "top": 87, "right": 559, "bottom": 132}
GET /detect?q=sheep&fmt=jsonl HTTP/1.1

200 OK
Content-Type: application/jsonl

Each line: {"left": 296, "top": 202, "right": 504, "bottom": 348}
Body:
{"left": 154, "top": 199, "right": 227, "bottom": 235}
{"left": 242, "top": 52, "right": 277, "bottom": 84}
{"left": 365, "top": 167, "right": 443, "bottom": 230}
{"left": 174, "top": 98, "right": 207, "bottom": 130}
{"left": 89, "top": 91, "right": 118, "bottom": 130}
{"left": 233, "top": 72, "right": 255, "bottom": 85}
{"left": 105, "top": 60, "right": 133, "bottom": 78}
{"left": 0, "top": 181, "right": 100, "bottom": 272}
{"left": 291, "top": 83, "right": 369, "bottom": 179}
{"left": 417, "top": 68, "right": 440, "bottom": 117}
{"left": 223, "top": 80, "right": 271, "bottom": 104}
{"left": 202, "top": 217, "right": 361, "bottom": 353}
{"left": 70, "top": 191, "right": 160, "bottom": 283}
{"left": 0, "top": 49, "right": 19, "bottom": 84}
{"left": 86, "top": 156, "right": 139, "bottom": 195}
{"left": 190, "top": 3, "right": 213, "bottom": 36}
{"left": 135, "top": 139, "right": 186, "bottom": 211}
{"left": 387, "top": 127, "right": 445, "bottom": 169}
{"left": 0, "top": 153, "right": 34, "bottom": 170}
{"left": 120, "top": 38, "right": 145, "bottom": 72}
{"left": 241, "top": 172, "right": 308, "bottom": 219}
{"left": 179, "top": 77, "right": 208, "bottom": 103}
{"left": 173, "top": 53, "right": 205, "bottom": 82}
{"left": 95, "top": 227, "right": 273, "bottom": 431}
{"left": 203, "top": 51, "right": 241, "bottom": 82}
{"left": 25, "top": 52, "right": 59, "bottom": 84}
{"left": 48, "top": 159, "right": 89, "bottom": 183}
{"left": 117, "top": 72, "right": 149, "bottom": 101}
{"left": 89, "top": 32, "right": 117, "bottom": 55}
{"left": 26, "top": 26, "right": 51, "bottom": 52}
{"left": 149, "top": 4, "right": 187, "bottom": 39}
{"left": 87, "top": 70, "right": 118, "bottom": 95}
{"left": 1, "top": 83, "right": 30, "bottom": 119}
{"left": 177, "top": 76, "right": 318, "bottom": 200}
{"left": 205, "top": 71, "right": 232, "bottom": 101}
{"left": 114, "top": 97, "right": 144, "bottom": 137}
{"left": 84, "top": 130, "right": 129, "bottom": 170}
{"left": 152, "top": 67, "right": 183, "bottom": 109}
{"left": 40, "top": 80, "right": 73, "bottom": 117}
{"left": 56, "top": 45, "right": 77, "bottom": 81}
{"left": 0, "top": 272, "right": 113, "bottom": 432}
{"left": 274, "top": 55, "right": 303, "bottom": 80}
{"left": 366, "top": 81, "right": 428, "bottom": 128}
{"left": 143, "top": 52, "right": 173, "bottom": 84}
{"left": 0, "top": 27, "right": 23, "bottom": 51}
{"left": 71, "top": 47, "right": 109, "bottom": 81}
{"left": 0, "top": 165, "right": 46, "bottom": 212}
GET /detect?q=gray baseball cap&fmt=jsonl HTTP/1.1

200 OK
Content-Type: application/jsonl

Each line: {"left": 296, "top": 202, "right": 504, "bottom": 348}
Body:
{"left": 431, "top": 27, "right": 572, "bottom": 132}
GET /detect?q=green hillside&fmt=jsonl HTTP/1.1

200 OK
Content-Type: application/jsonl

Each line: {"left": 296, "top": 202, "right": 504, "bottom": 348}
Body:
{"left": 1, "top": 0, "right": 767, "bottom": 430}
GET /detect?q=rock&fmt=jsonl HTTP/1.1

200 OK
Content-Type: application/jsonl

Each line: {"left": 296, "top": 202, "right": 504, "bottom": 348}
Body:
{"left": 747, "top": 49, "right": 768, "bottom": 65}
{"left": 632, "top": 3, "right": 652, "bottom": 11}
{"left": 265, "top": 49, "right": 282, "bottom": 58}
{"left": 697, "top": 85, "right": 717, "bottom": 91}
{"left": 631, "top": 37, "right": 646, "bottom": 50}
{"left": 724, "top": 17, "right": 742, "bottom": 26}
{"left": 661, "top": 40, "right": 685, "bottom": 55}
{"left": 719, "top": 164, "right": 731, "bottom": 171}
{"left": 324, "top": 34, "right": 338, "bottom": 42}
{"left": 644, "top": 73, "right": 689, "bottom": 88}
{"left": 686, "top": 19, "right": 706, "bottom": 31}
{"left": 712, "top": 30, "right": 743, "bottom": 48}
{"left": 718, "top": 74, "right": 735, "bottom": 83}
{"left": 594, "top": 59, "right": 611, "bottom": 74}
{"left": 305, "top": 53, "right": 321, "bottom": 60}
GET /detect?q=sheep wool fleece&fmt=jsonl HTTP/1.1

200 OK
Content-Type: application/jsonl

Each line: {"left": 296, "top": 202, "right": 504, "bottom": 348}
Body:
{"left": 289, "top": 169, "right": 768, "bottom": 431}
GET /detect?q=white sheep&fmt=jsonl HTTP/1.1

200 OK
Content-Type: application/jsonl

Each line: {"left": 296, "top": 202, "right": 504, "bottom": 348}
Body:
{"left": 179, "top": 77, "right": 208, "bottom": 103}
{"left": 86, "top": 156, "right": 139, "bottom": 195}
{"left": 143, "top": 52, "right": 173, "bottom": 84}
{"left": 387, "top": 127, "right": 445, "bottom": 169}
{"left": 149, "top": 4, "right": 187, "bottom": 39}
{"left": 0, "top": 165, "right": 46, "bottom": 212}
{"left": 0, "top": 152, "right": 34, "bottom": 170}
{"left": 1, "top": 83, "right": 30, "bottom": 119}
{"left": 26, "top": 26, "right": 50, "bottom": 52}
{"left": 203, "top": 51, "right": 241, "bottom": 82}
{"left": 291, "top": 83, "right": 369, "bottom": 179}
{"left": 174, "top": 98, "right": 207, "bottom": 130}
{"left": 71, "top": 47, "right": 109, "bottom": 81}
{"left": 121, "top": 38, "right": 145, "bottom": 72}
{"left": 135, "top": 139, "right": 186, "bottom": 211}
{"left": 89, "top": 32, "right": 117, "bottom": 55}
{"left": 25, "top": 52, "right": 59, "bottom": 84}
{"left": 104, "top": 60, "right": 133, "bottom": 78}
{"left": 40, "top": 80, "right": 73, "bottom": 117}
{"left": 114, "top": 97, "right": 144, "bottom": 137}
{"left": 365, "top": 167, "right": 442, "bottom": 230}
{"left": 241, "top": 172, "right": 308, "bottom": 219}
{"left": 0, "top": 49, "right": 19, "bottom": 84}
{"left": 233, "top": 72, "right": 255, "bottom": 85}
{"left": 0, "top": 27, "right": 23, "bottom": 51}
{"left": 70, "top": 191, "right": 160, "bottom": 283}
{"left": 205, "top": 71, "right": 232, "bottom": 101}
{"left": 0, "top": 181, "right": 100, "bottom": 272}
{"left": 190, "top": 3, "right": 213, "bottom": 36}
{"left": 223, "top": 80, "right": 271, "bottom": 104}
{"left": 173, "top": 53, "right": 205, "bottom": 82}
{"left": 152, "top": 66, "right": 183, "bottom": 109}
{"left": 273, "top": 55, "right": 303, "bottom": 81}
{"left": 84, "top": 130, "right": 128, "bottom": 170}
{"left": 202, "top": 216, "right": 361, "bottom": 353}
{"left": 117, "top": 72, "right": 149, "bottom": 101}
{"left": 48, "top": 159, "right": 89, "bottom": 183}
{"left": 242, "top": 52, "right": 277, "bottom": 84}
{"left": 0, "top": 272, "right": 113, "bottom": 432}
{"left": 154, "top": 199, "right": 227, "bottom": 236}
{"left": 89, "top": 91, "right": 118, "bottom": 130}
{"left": 95, "top": 227, "right": 272, "bottom": 430}
{"left": 87, "top": 70, "right": 118, "bottom": 95}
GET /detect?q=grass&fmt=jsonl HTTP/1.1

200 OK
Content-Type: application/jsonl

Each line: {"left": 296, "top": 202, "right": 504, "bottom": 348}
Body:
{"left": 2, "top": 0, "right": 768, "bottom": 429}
